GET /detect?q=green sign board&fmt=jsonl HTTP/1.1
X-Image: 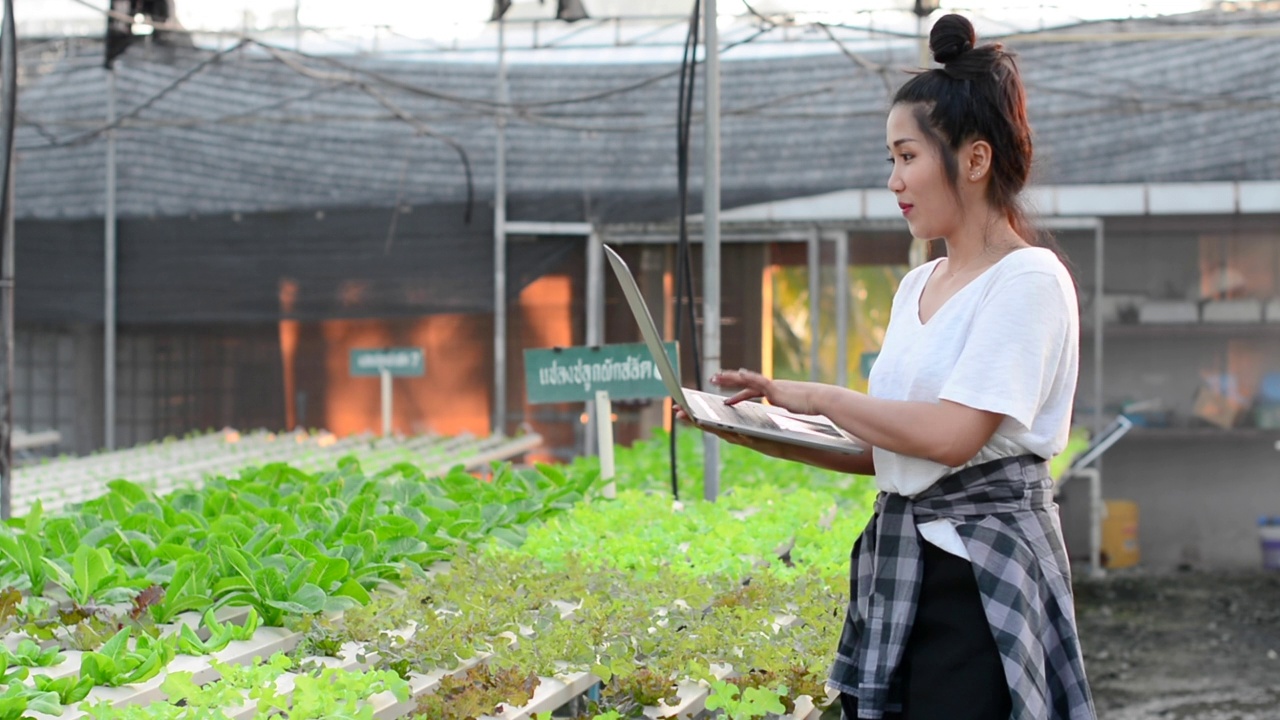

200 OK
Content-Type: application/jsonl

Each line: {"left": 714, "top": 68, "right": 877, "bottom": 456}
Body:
{"left": 350, "top": 347, "right": 425, "bottom": 377}
{"left": 524, "top": 342, "right": 678, "bottom": 403}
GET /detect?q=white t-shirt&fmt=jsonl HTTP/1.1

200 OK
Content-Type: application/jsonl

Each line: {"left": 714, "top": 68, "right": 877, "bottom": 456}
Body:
{"left": 868, "top": 246, "right": 1080, "bottom": 499}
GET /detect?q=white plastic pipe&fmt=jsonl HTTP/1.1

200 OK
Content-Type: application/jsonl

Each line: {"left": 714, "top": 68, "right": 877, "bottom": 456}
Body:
{"left": 595, "top": 390, "right": 615, "bottom": 499}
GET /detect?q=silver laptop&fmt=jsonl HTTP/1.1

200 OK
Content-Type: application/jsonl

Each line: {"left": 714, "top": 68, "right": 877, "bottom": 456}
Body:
{"left": 603, "top": 245, "right": 864, "bottom": 456}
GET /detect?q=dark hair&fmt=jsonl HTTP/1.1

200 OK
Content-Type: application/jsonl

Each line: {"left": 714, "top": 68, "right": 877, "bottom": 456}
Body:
{"left": 892, "top": 14, "right": 1047, "bottom": 248}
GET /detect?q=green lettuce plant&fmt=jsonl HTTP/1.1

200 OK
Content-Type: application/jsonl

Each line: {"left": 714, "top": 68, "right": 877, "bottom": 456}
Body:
{"left": 211, "top": 545, "right": 360, "bottom": 627}
{"left": 0, "top": 529, "right": 47, "bottom": 595}
{"left": 175, "top": 607, "right": 262, "bottom": 655}
{"left": 79, "top": 626, "right": 177, "bottom": 687}
{"left": 0, "top": 637, "right": 64, "bottom": 668}
{"left": 148, "top": 554, "right": 216, "bottom": 624}
{"left": 705, "top": 678, "right": 789, "bottom": 720}
{"left": 0, "top": 680, "right": 61, "bottom": 720}
{"left": 43, "top": 543, "right": 141, "bottom": 608}
{"left": 32, "top": 673, "right": 95, "bottom": 706}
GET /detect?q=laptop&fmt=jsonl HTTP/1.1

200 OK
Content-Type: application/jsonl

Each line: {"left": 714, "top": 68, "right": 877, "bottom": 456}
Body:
{"left": 603, "top": 244, "right": 864, "bottom": 456}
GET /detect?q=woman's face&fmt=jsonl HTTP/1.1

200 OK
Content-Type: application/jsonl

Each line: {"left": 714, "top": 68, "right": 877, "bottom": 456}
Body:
{"left": 885, "top": 104, "right": 961, "bottom": 241}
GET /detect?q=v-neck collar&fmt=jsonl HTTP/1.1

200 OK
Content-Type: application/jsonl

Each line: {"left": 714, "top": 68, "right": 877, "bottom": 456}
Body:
{"left": 914, "top": 248, "right": 1032, "bottom": 326}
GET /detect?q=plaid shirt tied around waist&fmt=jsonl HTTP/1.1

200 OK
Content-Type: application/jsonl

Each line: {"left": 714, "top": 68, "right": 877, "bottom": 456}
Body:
{"left": 828, "top": 455, "right": 1096, "bottom": 720}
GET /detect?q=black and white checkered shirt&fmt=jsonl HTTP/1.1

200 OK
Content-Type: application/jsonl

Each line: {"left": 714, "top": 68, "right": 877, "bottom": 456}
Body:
{"left": 828, "top": 455, "right": 1096, "bottom": 720}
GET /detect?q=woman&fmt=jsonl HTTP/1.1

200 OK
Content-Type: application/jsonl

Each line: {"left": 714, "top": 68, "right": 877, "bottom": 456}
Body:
{"left": 686, "top": 14, "right": 1095, "bottom": 720}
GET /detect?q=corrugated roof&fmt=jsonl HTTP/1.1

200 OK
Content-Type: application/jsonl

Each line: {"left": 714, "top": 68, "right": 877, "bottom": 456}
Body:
{"left": 14, "top": 9, "right": 1280, "bottom": 222}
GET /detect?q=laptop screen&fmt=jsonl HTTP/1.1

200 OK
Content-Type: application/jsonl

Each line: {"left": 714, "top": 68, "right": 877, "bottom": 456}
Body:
{"left": 603, "top": 245, "right": 691, "bottom": 412}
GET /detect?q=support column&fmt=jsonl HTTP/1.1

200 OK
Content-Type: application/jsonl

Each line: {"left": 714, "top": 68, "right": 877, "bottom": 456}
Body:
{"left": 0, "top": 0, "right": 13, "bottom": 518}
{"left": 104, "top": 68, "right": 118, "bottom": 451}
{"left": 834, "top": 230, "right": 849, "bottom": 388}
{"left": 584, "top": 228, "right": 604, "bottom": 456}
{"left": 1093, "top": 220, "right": 1105, "bottom": 436}
{"left": 702, "top": 0, "right": 722, "bottom": 502}
{"left": 807, "top": 227, "right": 820, "bottom": 382}
{"left": 491, "top": 20, "right": 508, "bottom": 437}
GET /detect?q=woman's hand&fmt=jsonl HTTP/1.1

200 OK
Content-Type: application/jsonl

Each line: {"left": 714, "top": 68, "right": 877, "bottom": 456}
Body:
{"left": 673, "top": 406, "right": 750, "bottom": 445}
{"left": 710, "top": 368, "right": 819, "bottom": 416}
{"left": 673, "top": 406, "right": 793, "bottom": 457}
{"left": 674, "top": 400, "right": 871, "bottom": 473}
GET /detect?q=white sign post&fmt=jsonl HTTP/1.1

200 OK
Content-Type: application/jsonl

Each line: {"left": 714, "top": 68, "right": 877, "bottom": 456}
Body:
{"left": 380, "top": 368, "right": 393, "bottom": 438}
{"left": 350, "top": 348, "right": 425, "bottom": 439}
{"left": 595, "top": 390, "right": 616, "bottom": 499}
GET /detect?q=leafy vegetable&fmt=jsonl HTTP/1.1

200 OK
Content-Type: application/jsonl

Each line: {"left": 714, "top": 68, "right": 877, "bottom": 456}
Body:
{"left": 32, "top": 673, "right": 95, "bottom": 705}
{"left": 705, "top": 679, "right": 789, "bottom": 720}
{"left": 0, "top": 637, "right": 64, "bottom": 668}
{"left": 79, "top": 626, "right": 177, "bottom": 687}
{"left": 43, "top": 543, "right": 139, "bottom": 608}
{"left": 0, "top": 529, "right": 48, "bottom": 595}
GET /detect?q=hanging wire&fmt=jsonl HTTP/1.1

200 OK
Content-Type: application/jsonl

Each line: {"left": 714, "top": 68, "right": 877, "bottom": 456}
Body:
{"left": 669, "top": 0, "right": 705, "bottom": 501}
{"left": 19, "top": 39, "right": 249, "bottom": 150}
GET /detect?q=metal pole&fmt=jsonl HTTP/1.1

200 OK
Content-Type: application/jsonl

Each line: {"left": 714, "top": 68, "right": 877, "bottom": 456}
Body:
{"left": 701, "top": 0, "right": 721, "bottom": 502}
{"left": 1094, "top": 220, "right": 1104, "bottom": 436}
{"left": 0, "top": 140, "right": 11, "bottom": 523}
{"left": 0, "top": 0, "right": 15, "bottom": 521}
{"left": 492, "top": 18, "right": 508, "bottom": 437}
{"left": 917, "top": 14, "right": 929, "bottom": 68}
{"left": 807, "top": 227, "right": 820, "bottom": 382}
{"left": 105, "top": 68, "right": 117, "bottom": 451}
{"left": 380, "top": 368, "right": 392, "bottom": 437}
{"left": 1091, "top": 219, "right": 1105, "bottom": 579}
{"left": 584, "top": 227, "right": 603, "bottom": 456}
{"left": 1087, "top": 468, "right": 1103, "bottom": 578}
{"left": 835, "top": 231, "right": 849, "bottom": 388}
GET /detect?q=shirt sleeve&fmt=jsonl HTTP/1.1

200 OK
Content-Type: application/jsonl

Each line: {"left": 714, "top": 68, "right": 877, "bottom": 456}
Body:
{"left": 937, "top": 270, "right": 1071, "bottom": 432}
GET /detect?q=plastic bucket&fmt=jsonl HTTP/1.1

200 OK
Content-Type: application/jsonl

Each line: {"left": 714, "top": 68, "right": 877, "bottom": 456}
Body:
{"left": 1260, "top": 519, "right": 1280, "bottom": 571}
{"left": 1101, "top": 500, "right": 1140, "bottom": 569}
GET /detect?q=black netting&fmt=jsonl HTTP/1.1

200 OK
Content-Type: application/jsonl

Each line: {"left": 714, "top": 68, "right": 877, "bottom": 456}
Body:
{"left": 17, "top": 203, "right": 578, "bottom": 325}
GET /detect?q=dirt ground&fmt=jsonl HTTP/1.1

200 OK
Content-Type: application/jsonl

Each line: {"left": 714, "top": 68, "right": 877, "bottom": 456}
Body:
{"left": 1073, "top": 568, "right": 1280, "bottom": 720}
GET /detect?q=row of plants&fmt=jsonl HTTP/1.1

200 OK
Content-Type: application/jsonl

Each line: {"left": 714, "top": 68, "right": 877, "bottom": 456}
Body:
{"left": 35, "top": 652, "right": 411, "bottom": 720}
{"left": 12, "top": 429, "right": 539, "bottom": 522}
{"left": 22, "top": 429, "right": 526, "bottom": 484}
{"left": 573, "top": 429, "right": 871, "bottom": 498}
{"left": 0, "top": 456, "right": 596, "bottom": 718}
{"left": 297, "top": 559, "right": 836, "bottom": 719}
{"left": 48, "top": 542, "right": 842, "bottom": 720}
{"left": 21, "top": 434, "right": 867, "bottom": 720}
{"left": 289, "top": 452, "right": 877, "bottom": 720}
{"left": 3, "top": 456, "right": 593, "bottom": 609}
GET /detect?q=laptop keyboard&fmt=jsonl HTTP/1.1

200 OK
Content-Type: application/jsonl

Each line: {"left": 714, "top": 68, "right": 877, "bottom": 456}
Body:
{"left": 710, "top": 398, "right": 776, "bottom": 430}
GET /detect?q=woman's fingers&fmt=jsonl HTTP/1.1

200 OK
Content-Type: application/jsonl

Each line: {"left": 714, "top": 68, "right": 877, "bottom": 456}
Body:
{"left": 724, "top": 389, "right": 762, "bottom": 406}
{"left": 713, "top": 368, "right": 769, "bottom": 392}
{"left": 711, "top": 369, "right": 748, "bottom": 388}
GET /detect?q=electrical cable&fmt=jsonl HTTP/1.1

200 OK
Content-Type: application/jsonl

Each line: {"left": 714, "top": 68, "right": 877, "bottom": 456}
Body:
{"left": 669, "top": 0, "right": 705, "bottom": 501}
{"left": 358, "top": 83, "right": 473, "bottom": 223}
{"left": 359, "top": 82, "right": 473, "bottom": 222}
{"left": 250, "top": 26, "right": 773, "bottom": 113}
{"left": 19, "top": 38, "right": 248, "bottom": 150}
{"left": 60, "top": 0, "right": 776, "bottom": 114}
{"left": 814, "top": 22, "right": 894, "bottom": 95}
{"left": 20, "top": 82, "right": 353, "bottom": 142}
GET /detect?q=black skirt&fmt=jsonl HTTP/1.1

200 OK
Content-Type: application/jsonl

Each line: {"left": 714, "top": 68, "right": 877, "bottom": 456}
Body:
{"left": 841, "top": 540, "right": 1012, "bottom": 720}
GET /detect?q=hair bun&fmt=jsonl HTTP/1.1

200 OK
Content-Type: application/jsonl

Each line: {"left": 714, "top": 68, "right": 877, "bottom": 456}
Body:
{"left": 929, "top": 14, "right": 977, "bottom": 65}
